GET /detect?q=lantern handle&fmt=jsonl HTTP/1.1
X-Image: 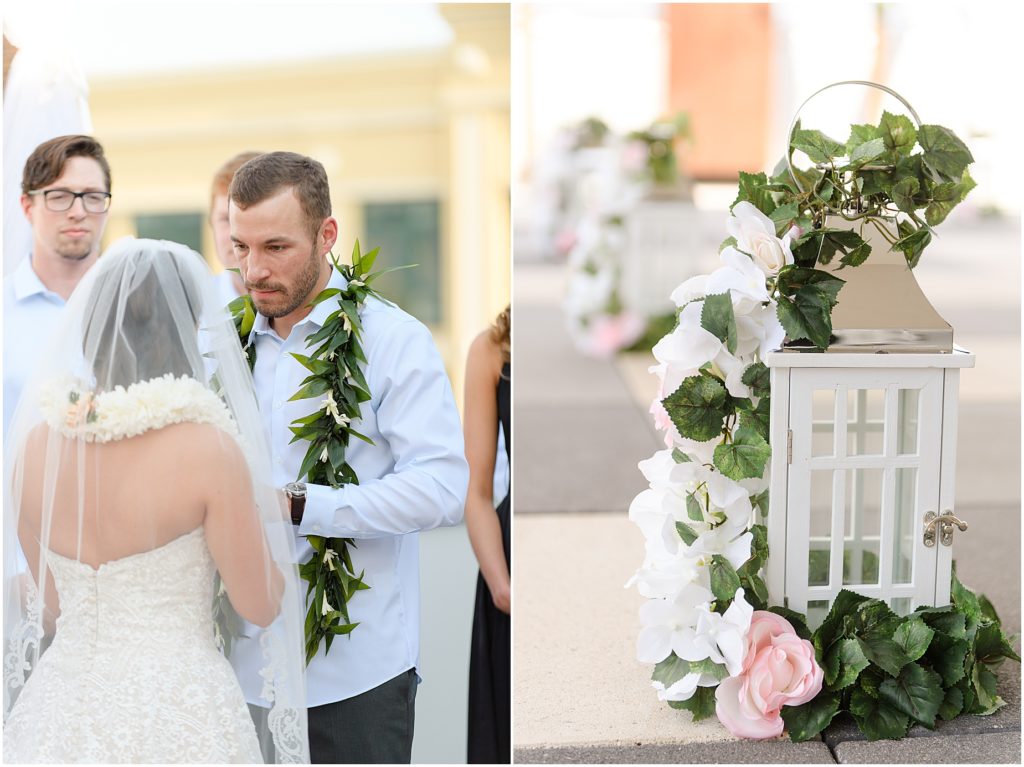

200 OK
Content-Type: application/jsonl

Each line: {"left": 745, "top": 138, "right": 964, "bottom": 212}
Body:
{"left": 784, "top": 80, "right": 923, "bottom": 195}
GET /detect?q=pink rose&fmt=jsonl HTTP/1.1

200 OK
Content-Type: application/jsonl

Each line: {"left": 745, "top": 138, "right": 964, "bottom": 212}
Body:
{"left": 715, "top": 611, "right": 823, "bottom": 739}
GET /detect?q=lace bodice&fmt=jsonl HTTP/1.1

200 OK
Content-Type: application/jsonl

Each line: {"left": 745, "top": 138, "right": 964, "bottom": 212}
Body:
{"left": 46, "top": 527, "right": 215, "bottom": 654}
{"left": 4, "top": 527, "right": 263, "bottom": 763}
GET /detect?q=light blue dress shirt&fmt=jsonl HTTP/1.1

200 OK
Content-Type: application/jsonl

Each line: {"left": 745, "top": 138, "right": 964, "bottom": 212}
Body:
{"left": 232, "top": 268, "right": 469, "bottom": 707}
{"left": 4, "top": 256, "right": 67, "bottom": 442}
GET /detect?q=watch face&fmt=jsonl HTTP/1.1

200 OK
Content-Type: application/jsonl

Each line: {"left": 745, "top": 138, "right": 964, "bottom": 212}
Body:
{"left": 285, "top": 482, "right": 306, "bottom": 498}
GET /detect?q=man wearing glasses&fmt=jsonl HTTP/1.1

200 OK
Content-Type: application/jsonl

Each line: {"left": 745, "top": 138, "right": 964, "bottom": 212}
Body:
{"left": 4, "top": 135, "right": 112, "bottom": 436}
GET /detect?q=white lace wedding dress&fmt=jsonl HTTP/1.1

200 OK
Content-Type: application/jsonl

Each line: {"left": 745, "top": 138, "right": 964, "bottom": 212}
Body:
{"left": 3, "top": 526, "right": 263, "bottom": 763}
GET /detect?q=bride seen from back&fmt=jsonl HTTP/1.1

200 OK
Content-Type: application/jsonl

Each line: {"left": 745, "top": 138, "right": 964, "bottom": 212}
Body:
{"left": 3, "top": 237, "right": 309, "bottom": 763}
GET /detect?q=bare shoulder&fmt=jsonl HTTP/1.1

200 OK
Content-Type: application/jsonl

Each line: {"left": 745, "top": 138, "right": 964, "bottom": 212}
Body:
{"left": 468, "top": 329, "right": 503, "bottom": 375}
{"left": 150, "top": 421, "right": 248, "bottom": 473}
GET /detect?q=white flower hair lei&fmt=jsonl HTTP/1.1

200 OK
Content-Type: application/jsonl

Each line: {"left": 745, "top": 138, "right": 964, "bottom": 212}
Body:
{"left": 38, "top": 374, "right": 239, "bottom": 442}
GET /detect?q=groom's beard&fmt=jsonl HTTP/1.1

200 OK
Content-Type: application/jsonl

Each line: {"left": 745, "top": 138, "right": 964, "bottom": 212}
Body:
{"left": 247, "top": 246, "right": 322, "bottom": 319}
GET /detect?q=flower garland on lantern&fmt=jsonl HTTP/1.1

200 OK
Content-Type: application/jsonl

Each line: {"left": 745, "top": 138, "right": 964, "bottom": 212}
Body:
{"left": 628, "top": 111, "right": 1019, "bottom": 741}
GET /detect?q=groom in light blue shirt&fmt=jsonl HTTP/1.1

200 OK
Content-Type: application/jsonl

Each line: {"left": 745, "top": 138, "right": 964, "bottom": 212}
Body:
{"left": 227, "top": 151, "right": 469, "bottom": 764}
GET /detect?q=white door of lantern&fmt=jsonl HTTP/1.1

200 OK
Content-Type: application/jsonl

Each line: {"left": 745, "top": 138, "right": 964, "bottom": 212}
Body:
{"left": 764, "top": 220, "right": 975, "bottom": 628}
{"left": 766, "top": 351, "right": 974, "bottom": 628}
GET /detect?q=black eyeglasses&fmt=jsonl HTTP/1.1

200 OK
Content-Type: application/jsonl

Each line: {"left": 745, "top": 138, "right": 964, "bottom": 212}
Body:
{"left": 28, "top": 188, "right": 112, "bottom": 214}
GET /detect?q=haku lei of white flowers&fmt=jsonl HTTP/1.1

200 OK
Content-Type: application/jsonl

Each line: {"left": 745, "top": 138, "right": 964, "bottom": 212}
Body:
{"left": 628, "top": 201, "right": 789, "bottom": 703}
{"left": 38, "top": 373, "right": 239, "bottom": 442}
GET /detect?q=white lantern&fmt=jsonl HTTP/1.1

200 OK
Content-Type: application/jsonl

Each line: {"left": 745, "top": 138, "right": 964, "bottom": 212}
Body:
{"left": 765, "top": 225, "right": 974, "bottom": 628}
{"left": 622, "top": 195, "right": 700, "bottom": 317}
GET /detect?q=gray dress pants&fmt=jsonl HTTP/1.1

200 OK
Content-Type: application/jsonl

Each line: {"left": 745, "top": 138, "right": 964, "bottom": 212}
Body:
{"left": 250, "top": 668, "right": 418, "bottom": 764}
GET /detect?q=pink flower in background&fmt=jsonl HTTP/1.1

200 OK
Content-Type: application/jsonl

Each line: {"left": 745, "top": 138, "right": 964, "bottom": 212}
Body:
{"left": 585, "top": 312, "right": 645, "bottom": 359}
{"left": 714, "top": 611, "right": 823, "bottom": 739}
{"left": 554, "top": 228, "right": 578, "bottom": 256}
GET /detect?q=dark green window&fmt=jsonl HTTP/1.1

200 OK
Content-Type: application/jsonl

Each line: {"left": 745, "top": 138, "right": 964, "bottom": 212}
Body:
{"left": 363, "top": 200, "right": 441, "bottom": 324}
{"left": 135, "top": 213, "right": 204, "bottom": 255}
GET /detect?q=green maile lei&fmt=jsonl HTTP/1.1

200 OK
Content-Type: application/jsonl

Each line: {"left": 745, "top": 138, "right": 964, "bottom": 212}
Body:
{"left": 228, "top": 241, "right": 404, "bottom": 665}
{"left": 651, "top": 117, "right": 1020, "bottom": 739}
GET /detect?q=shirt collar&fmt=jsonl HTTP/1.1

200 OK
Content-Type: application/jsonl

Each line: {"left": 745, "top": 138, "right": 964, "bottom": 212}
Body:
{"left": 252, "top": 266, "right": 349, "bottom": 339}
{"left": 13, "top": 255, "right": 64, "bottom": 305}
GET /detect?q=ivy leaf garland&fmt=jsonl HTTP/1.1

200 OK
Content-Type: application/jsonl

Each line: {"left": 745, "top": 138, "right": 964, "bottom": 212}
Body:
{"left": 729, "top": 113, "right": 975, "bottom": 351}
{"left": 229, "top": 240, "right": 409, "bottom": 665}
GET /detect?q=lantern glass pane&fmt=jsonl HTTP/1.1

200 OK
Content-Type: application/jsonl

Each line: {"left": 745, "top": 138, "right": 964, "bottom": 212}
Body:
{"left": 812, "top": 389, "right": 835, "bottom": 457}
{"left": 893, "top": 467, "right": 917, "bottom": 584}
{"left": 807, "top": 600, "right": 830, "bottom": 630}
{"left": 842, "top": 468, "right": 882, "bottom": 585}
{"left": 891, "top": 597, "right": 914, "bottom": 616}
{"left": 808, "top": 470, "right": 833, "bottom": 587}
{"left": 897, "top": 389, "right": 920, "bottom": 455}
{"left": 847, "top": 389, "right": 885, "bottom": 456}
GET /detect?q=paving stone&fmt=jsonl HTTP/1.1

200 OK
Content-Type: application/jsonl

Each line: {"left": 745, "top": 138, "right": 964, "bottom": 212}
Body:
{"left": 516, "top": 404, "right": 659, "bottom": 513}
{"left": 833, "top": 731, "right": 1020, "bottom": 764}
{"left": 515, "top": 739, "right": 836, "bottom": 764}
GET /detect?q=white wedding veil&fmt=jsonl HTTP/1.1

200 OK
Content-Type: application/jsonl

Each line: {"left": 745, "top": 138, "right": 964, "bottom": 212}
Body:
{"left": 3, "top": 237, "right": 308, "bottom": 762}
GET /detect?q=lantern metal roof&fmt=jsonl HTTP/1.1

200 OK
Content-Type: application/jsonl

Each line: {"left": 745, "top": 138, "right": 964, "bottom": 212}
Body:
{"left": 781, "top": 218, "right": 953, "bottom": 354}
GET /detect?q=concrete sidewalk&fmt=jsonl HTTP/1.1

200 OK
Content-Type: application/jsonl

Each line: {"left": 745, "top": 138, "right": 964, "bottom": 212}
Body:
{"left": 512, "top": 216, "right": 1021, "bottom": 763}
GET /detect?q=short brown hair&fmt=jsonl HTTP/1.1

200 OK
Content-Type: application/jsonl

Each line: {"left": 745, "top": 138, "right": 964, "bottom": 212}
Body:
{"left": 228, "top": 151, "right": 331, "bottom": 239}
{"left": 21, "top": 135, "right": 111, "bottom": 195}
{"left": 210, "top": 150, "right": 262, "bottom": 207}
{"left": 490, "top": 304, "right": 510, "bottom": 364}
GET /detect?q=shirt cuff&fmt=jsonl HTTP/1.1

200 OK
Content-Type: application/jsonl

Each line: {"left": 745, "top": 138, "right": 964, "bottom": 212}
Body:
{"left": 298, "top": 483, "right": 344, "bottom": 537}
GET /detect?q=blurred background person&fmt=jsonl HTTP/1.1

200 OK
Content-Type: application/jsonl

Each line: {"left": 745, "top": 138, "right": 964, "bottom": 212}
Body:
{"left": 209, "top": 149, "right": 261, "bottom": 306}
{"left": 4, "top": 134, "right": 111, "bottom": 438}
{"left": 464, "top": 304, "right": 511, "bottom": 764}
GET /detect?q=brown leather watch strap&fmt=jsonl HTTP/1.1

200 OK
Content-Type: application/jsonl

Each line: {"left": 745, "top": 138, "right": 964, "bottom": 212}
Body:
{"left": 290, "top": 494, "right": 306, "bottom": 526}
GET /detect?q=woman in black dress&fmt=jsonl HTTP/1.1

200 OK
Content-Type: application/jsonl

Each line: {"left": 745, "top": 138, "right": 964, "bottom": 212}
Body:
{"left": 465, "top": 305, "right": 511, "bottom": 764}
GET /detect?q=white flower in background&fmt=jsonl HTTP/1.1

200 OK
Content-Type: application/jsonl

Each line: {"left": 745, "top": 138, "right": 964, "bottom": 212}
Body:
{"left": 688, "top": 589, "right": 754, "bottom": 677}
{"left": 727, "top": 201, "right": 795, "bottom": 277}
{"left": 636, "top": 583, "right": 715, "bottom": 664}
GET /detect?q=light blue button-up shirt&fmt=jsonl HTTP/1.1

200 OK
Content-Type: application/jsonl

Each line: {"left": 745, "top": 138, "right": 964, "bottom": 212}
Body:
{"left": 3, "top": 256, "right": 68, "bottom": 441}
{"left": 232, "top": 268, "right": 469, "bottom": 707}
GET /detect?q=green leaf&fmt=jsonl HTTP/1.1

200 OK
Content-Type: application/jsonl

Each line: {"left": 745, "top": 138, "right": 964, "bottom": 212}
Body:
{"left": 741, "top": 572, "right": 769, "bottom": 609}
{"left": 740, "top": 397, "right": 771, "bottom": 443}
{"left": 838, "top": 240, "right": 871, "bottom": 268}
{"left": 846, "top": 123, "right": 881, "bottom": 155}
{"left": 927, "top": 632, "right": 969, "bottom": 687}
{"left": 289, "top": 377, "right": 332, "bottom": 401}
{"left": 769, "top": 201, "right": 801, "bottom": 235}
{"left": 710, "top": 554, "right": 742, "bottom": 602}
{"left": 977, "top": 593, "right": 1002, "bottom": 625}
{"left": 777, "top": 287, "right": 833, "bottom": 350}
{"left": 893, "top": 618, "right": 934, "bottom": 664}
{"left": 713, "top": 427, "right": 771, "bottom": 481}
{"left": 814, "top": 590, "right": 870, "bottom": 657}
{"left": 918, "top": 124, "right": 974, "bottom": 182}
{"left": 688, "top": 657, "right": 729, "bottom": 682}
{"left": 975, "top": 622, "right": 1022, "bottom": 664}
{"left": 858, "top": 634, "right": 912, "bottom": 678}
{"left": 780, "top": 691, "right": 841, "bottom": 742}
{"left": 675, "top": 521, "right": 699, "bottom": 546}
{"left": 733, "top": 171, "right": 775, "bottom": 215}
{"left": 741, "top": 362, "right": 770, "bottom": 398}
{"left": 891, "top": 177, "right": 921, "bottom": 214}
{"left": 685, "top": 491, "right": 705, "bottom": 522}
{"left": 826, "top": 637, "right": 871, "bottom": 691}
{"left": 662, "top": 375, "right": 729, "bottom": 442}
{"left": 671, "top": 448, "right": 692, "bottom": 464}
{"left": 652, "top": 653, "right": 691, "bottom": 687}
{"left": 792, "top": 128, "right": 845, "bottom": 164}
{"left": 891, "top": 221, "right": 932, "bottom": 269}
{"left": 950, "top": 571, "right": 983, "bottom": 622}
{"left": 878, "top": 111, "right": 917, "bottom": 158}
{"left": 917, "top": 605, "right": 967, "bottom": 640}
{"left": 750, "top": 489, "right": 770, "bottom": 518}
{"left": 850, "top": 687, "right": 911, "bottom": 740}
{"left": 667, "top": 686, "right": 717, "bottom": 721}
{"left": 879, "top": 663, "right": 943, "bottom": 728}
{"left": 777, "top": 266, "right": 845, "bottom": 305}
{"left": 701, "top": 293, "right": 738, "bottom": 354}
{"left": 939, "top": 685, "right": 964, "bottom": 721}
{"left": 925, "top": 167, "right": 976, "bottom": 226}
{"left": 848, "top": 136, "right": 887, "bottom": 167}
{"left": 970, "top": 661, "right": 1000, "bottom": 714}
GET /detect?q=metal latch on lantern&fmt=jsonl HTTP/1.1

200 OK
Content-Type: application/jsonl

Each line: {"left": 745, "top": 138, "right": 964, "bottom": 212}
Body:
{"left": 923, "top": 510, "right": 969, "bottom": 547}
{"left": 787, "top": 430, "right": 793, "bottom": 464}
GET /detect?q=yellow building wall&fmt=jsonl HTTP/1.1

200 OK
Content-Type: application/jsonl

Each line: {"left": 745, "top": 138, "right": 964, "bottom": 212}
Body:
{"left": 88, "top": 4, "right": 510, "bottom": 403}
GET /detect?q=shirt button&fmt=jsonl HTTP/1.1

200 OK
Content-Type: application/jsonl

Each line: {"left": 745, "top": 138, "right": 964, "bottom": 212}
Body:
{"left": 274, "top": 455, "right": 283, "bottom": 464}
{"left": 274, "top": 400, "right": 283, "bottom": 410}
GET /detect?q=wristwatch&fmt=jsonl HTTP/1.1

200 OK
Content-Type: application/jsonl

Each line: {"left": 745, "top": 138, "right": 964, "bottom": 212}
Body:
{"left": 284, "top": 482, "right": 307, "bottom": 526}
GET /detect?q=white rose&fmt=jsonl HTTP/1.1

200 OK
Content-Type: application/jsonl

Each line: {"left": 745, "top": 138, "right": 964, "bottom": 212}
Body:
{"left": 727, "top": 201, "right": 794, "bottom": 277}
